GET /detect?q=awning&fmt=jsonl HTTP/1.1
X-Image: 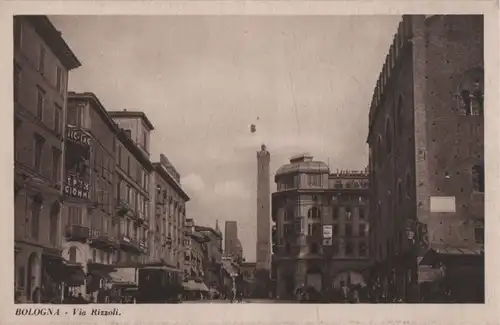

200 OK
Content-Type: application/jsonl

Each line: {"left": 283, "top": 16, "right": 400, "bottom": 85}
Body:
{"left": 182, "top": 280, "right": 199, "bottom": 291}
{"left": 109, "top": 268, "right": 137, "bottom": 285}
{"left": 197, "top": 282, "right": 209, "bottom": 292}
{"left": 419, "top": 245, "right": 484, "bottom": 266}
{"left": 63, "top": 262, "right": 87, "bottom": 286}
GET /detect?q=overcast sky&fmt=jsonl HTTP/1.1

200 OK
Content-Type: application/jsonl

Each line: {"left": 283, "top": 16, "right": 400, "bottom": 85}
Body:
{"left": 50, "top": 15, "right": 400, "bottom": 262}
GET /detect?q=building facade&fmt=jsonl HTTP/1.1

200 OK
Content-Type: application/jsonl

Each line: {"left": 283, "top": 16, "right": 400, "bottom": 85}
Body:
{"left": 367, "top": 15, "right": 484, "bottom": 302}
{"left": 271, "top": 154, "right": 370, "bottom": 299}
{"left": 150, "top": 153, "right": 189, "bottom": 272}
{"left": 195, "top": 223, "right": 223, "bottom": 291}
{"left": 109, "top": 111, "right": 154, "bottom": 267}
{"left": 14, "top": 15, "right": 81, "bottom": 302}
{"left": 183, "top": 218, "right": 207, "bottom": 281}
{"left": 63, "top": 92, "right": 121, "bottom": 297}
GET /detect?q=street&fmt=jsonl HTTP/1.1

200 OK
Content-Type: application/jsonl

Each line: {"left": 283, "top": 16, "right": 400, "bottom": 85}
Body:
{"left": 185, "top": 299, "right": 279, "bottom": 304}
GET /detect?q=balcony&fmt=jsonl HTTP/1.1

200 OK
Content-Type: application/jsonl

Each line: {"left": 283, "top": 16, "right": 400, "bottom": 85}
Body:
{"left": 119, "top": 235, "right": 142, "bottom": 253}
{"left": 65, "top": 224, "right": 90, "bottom": 242}
{"left": 116, "top": 200, "right": 131, "bottom": 217}
{"left": 88, "top": 228, "right": 118, "bottom": 250}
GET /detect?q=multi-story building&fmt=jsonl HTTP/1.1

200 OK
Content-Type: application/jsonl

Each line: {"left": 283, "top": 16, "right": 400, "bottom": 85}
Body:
{"left": 150, "top": 153, "right": 190, "bottom": 272}
{"left": 240, "top": 262, "right": 256, "bottom": 297}
{"left": 224, "top": 221, "right": 243, "bottom": 260}
{"left": 195, "top": 222, "right": 223, "bottom": 291}
{"left": 367, "top": 15, "right": 484, "bottom": 302}
{"left": 109, "top": 110, "right": 154, "bottom": 267}
{"left": 271, "top": 154, "right": 370, "bottom": 299}
{"left": 64, "top": 92, "right": 120, "bottom": 297}
{"left": 13, "top": 15, "right": 81, "bottom": 302}
{"left": 183, "top": 218, "right": 205, "bottom": 280}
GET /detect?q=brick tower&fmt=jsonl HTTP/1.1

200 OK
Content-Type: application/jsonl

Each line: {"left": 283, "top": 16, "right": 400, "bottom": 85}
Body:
{"left": 256, "top": 144, "right": 271, "bottom": 272}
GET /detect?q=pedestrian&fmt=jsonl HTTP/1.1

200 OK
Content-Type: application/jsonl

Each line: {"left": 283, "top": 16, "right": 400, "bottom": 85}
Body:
{"left": 339, "top": 281, "right": 350, "bottom": 303}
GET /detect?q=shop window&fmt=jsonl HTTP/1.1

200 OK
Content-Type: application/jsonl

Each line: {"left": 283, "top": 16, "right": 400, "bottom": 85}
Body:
{"left": 472, "top": 165, "right": 485, "bottom": 193}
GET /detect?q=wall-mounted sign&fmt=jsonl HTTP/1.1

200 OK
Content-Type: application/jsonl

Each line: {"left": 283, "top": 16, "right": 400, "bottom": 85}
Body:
{"left": 430, "top": 196, "right": 456, "bottom": 213}
{"left": 64, "top": 175, "right": 90, "bottom": 199}
{"left": 67, "top": 126, "right": 91, "bottom": 146}
{"left": 323, "top": 225, "right": 333, "bottom": 239}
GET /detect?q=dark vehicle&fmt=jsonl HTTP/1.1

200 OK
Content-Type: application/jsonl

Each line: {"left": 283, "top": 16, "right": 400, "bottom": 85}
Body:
{"left": 136, "top": 266, "right": 183, "bottom": 303}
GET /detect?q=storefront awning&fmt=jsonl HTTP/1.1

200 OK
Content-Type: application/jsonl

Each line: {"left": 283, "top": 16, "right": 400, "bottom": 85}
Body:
{"left": 419, "top": 245, "right": 484, "bottom": 266}
{"left": 182, "top": 280, "right": 199, "bottom": 291}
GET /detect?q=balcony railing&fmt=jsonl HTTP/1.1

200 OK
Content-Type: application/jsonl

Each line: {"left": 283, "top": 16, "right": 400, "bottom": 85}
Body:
{"left": 88, "top": 228, "right": 118, "bottom": 249}
{"left": 119, "top": 235, "right": 142, "bottom": 253}
{"left": 65, "top": 224, "right": 90, "bottom": 242}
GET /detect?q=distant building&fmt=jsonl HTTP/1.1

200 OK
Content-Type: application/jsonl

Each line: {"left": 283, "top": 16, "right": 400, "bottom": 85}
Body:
{"left": 195, "top": 222, "right": 223, "bottom": 291}
{"left": 224, "top": 221, "right": 243, "bottom": 259}
{"left": 150, "top": 153, "right": 189, "bottom": 272}
{"left": 13, "top": 15, "right": 81, "bottom": 301}
{"left": 367, "top": 15, "right": 484, "bottom": 302}
{"left": 271, "top": 154, "right": 370, "bottom": 299}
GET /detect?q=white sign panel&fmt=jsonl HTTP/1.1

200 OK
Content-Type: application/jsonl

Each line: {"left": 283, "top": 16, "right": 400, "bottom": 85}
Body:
{"left": 430, "top": 196, "right": 456, "bottom": 213}
{"left": 323, "top": 225, "right": 333, "bottom": 239}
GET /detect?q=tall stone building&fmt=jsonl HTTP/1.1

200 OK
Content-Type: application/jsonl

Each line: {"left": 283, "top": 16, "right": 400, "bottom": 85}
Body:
{"left": 256, "top": 144, "right": 271, "bottom": 271}
{"left": 13, "top": 15, "right": 81, "bottom": 301}
{"left": 271, "top": 154, "right": 370, "bottom": 299}
{"left": 367, "top": 15, "right": 484, "bottom": 303}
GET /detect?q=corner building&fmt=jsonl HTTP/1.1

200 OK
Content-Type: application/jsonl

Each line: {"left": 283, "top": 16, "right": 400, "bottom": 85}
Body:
{"left": 367, "top": 15, "right": 484, "bottom": 302}
{"left": 271, "top": 154, "right": 370, "bottom": 299}
{"left": 13, "top": 16, "right": 81, "bottom": 301}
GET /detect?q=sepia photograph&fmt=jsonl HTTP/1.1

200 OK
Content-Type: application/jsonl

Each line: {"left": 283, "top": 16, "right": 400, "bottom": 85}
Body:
{"left": 12, "top": 12, "right": 485, "bottom": 306}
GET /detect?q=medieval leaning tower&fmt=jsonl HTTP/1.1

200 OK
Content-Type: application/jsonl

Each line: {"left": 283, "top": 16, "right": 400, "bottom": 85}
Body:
{"left": 256, "top": 144, "right": 271, "bottom": 272}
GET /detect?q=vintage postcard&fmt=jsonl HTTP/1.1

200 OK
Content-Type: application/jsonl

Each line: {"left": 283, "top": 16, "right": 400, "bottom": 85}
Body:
{"left": 0, "top": 0, "right": 499, "bottom": 325}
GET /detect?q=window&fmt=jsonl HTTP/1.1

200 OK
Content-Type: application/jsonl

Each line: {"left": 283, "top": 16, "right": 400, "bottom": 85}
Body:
{"left": 67, "top": 104, "right": 80, "bottom": 127}
{"left": 474, "top": 223, "right": 484, "bottom": 244}
{"left": 376, "top": 135, "right": 383, "bottom": 167}
{"left": 359, "top": 224, "right": 366, "bottom": 237}
{"left": 54, "top": 104, "right": 62, "bottom": 135}
{"left": 285, "top": 207, "right": 294, "bottom": 221}
{"left": 333, "top": 207, "right": 339, "bottom": 220}
{"left": 14, "top": 64, "right": 21, "bottom": 103}
{"left": 472, "top": 165, "right": 485, "bottom": 193}
{"left": 345, "top": 242, "right": 353, "bottom": 256}
{"left": 127, "top": 156, "right": 131, "bottom": 175}
{"left": 385, "top": 118, "right": 393, "bottom": 154}
{"left": 52, "top": 147, "right": 61, "bottom": 183}
{"left": 307, "top": 207, "right": 320, "bottom": 220}
{"left": 310, "top": 243, "right": 319, "bottom": 254}
{"left": 358, "top": 208, "right": 365, "bottom": 219}
{"left": 345, "top": 207, "right": 352, "bottom": 220}
{"left": 334, "top": 180, "right": 342, "bottom": 188}
{"left": 118, "top": 145, "right": 122, "bottom": 168}
{"left": 307, "top": 224, "right": 313, "bottom": 236}
{"left": 38, "top": 46, "right": 45, "bottom": 75}
{"left": 143, "top": 131, "right": 148, "bottom": 151}
{"left": 308, "top": 175, "right": 322, "bottom": 187}
{"left": 345, "top": 224, "right": 353, "bottom": 236}
{"left": 56, "top": 66, "right": 63, "bottom": 92}
{"left": 460, "top": 85, "right": 483, "bottom": 116}
{"left": 126, "top": 186, "right": 131, "bottom": 203}
{"left": 359, "top": 242, "right": 367, "bottom": 257}
{"left": 31, "top": 196, "right": 42, "bottom": 240}
{"left": 68, "top": 207, "right": 83, "bottom": 225}
{"left": 33, "top": 134, "right": 45, "bottom": 173}
{"left": 36, "top": 87, "right": 45, "bottom": 120}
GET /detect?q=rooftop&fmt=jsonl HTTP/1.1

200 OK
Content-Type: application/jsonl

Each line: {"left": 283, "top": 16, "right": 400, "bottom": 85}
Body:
{"left": 108, "top": 109, "right": 155, "bottom": 131}
{"left": 275, "top": 154, "right": 329, "bottom": 177}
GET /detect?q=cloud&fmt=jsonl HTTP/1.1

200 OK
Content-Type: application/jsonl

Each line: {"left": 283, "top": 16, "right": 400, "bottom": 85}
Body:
{"left": 214, "top": 180, "right": 251, "bottom": 199}
{"left": 181, "top": 173, "right": 206, "bottom": 192}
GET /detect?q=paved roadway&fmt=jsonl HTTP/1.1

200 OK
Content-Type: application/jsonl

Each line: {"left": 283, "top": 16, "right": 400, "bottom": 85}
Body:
{"left": 185, "top": 299, "right": 279, "bottom": 304}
